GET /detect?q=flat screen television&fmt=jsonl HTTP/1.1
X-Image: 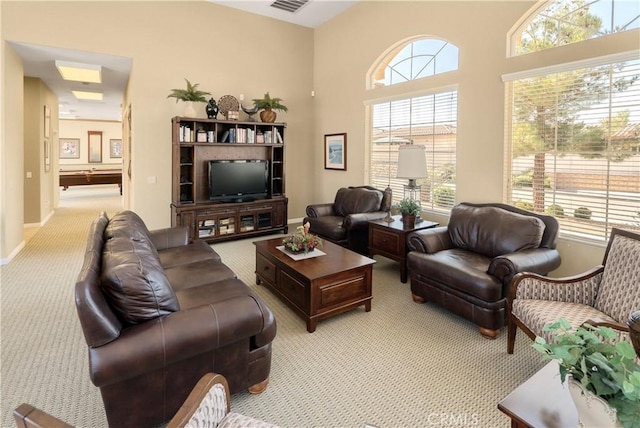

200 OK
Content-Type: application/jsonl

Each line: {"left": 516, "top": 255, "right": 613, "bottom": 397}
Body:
{"left": 208, "top": 159, "right": 269, "bottom": 202}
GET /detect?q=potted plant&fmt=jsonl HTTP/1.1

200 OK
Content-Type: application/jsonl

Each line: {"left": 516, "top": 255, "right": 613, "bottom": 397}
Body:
{"left": 252, "top": 92, "right": 288, "bottom": 123}
{"left": 282, "top": 222, "right": 322, "bottom": 254}
{"left": 532, "top": 318, "right": 640, "bottom": 428}
{"left": 394, "top": 198, "right": 421, "bottom": 227}
{"left": 167, "top": 78, "right": 211, "bottom": 117}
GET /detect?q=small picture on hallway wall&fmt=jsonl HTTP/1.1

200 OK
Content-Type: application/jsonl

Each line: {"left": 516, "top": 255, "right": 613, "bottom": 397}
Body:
{"left": 324, "top": 133, "right": 347, "bottom": 171}
{"left": 110, "top": 139, "right": 122, "bottom": 158}
{"left": 59, "top": 138, "right": 80, "bottom": 159}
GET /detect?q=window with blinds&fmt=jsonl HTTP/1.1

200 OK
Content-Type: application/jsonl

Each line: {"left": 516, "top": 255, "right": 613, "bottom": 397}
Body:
{"left": 371, "top": 90, "right": 458, "bottom": 211}
{"left": 504, "top": 56, "right": 640, "bottom": 241}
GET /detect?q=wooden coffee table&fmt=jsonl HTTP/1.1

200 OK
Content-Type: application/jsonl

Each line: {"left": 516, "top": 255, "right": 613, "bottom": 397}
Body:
{"left": 254, "top": 237, "right": 375, "bottom": 332}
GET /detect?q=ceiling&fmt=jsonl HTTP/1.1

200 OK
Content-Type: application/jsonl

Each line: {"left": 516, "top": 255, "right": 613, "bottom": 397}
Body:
{"left": 11, "top": 1, "right": 355, "bottom": 122}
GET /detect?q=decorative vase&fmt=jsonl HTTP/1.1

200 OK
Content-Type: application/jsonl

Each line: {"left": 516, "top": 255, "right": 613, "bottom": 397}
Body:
{"left": 260, "top": 109, "right": 277, "bottom": 123}
{"left": 402, "top": 214, "right": 416, "bottom": 228}
{"left": 184, "top": 101, "right": 198, "bottom": 118}
{"left": 567, "top": 379, "right": 622, "bottom": 428}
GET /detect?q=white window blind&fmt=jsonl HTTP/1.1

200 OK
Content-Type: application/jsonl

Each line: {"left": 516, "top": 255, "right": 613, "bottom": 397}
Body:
{"left": 371, "top": 91, "right": 457, "bottom": 211}
{"left": 505, "top": 58, "right": 640, "bottom": 241}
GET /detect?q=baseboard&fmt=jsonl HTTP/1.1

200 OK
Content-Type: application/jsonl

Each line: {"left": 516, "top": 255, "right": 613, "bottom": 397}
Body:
{"left": 0, "top": 240, "right": 26, "bottom": 265}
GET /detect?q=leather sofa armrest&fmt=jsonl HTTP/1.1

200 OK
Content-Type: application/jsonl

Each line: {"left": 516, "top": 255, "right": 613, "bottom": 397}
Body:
{"left": 488, "top": 248, "right": 562, "bottom": 285}
{"left": 344, "top": 211, "right": 389, "bottom": 230}
{"left": 89, "top": 295, "right": 265, "bottom": 387}
{"left": 306, "top": 203, "right": 336, "bottom": 218}
{"left": 148, "top": 226, "right": 190, "bottom": 249}
{"left": 407, "top": 226, "right": 452, "bottom": 254}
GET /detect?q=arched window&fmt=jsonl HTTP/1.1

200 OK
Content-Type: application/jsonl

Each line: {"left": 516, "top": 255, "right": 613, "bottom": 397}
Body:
{"left": 512, "top": 0, "right": 639, "bottom": 56}
{"left": 371, "top": 37, "right": 459, "bottom": 88}
{"left": 367, "top": 37, "right": 459, "bottom": 213}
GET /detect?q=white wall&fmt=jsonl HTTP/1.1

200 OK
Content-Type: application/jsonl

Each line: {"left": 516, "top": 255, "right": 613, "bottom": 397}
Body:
{"left": 58, "top": 120, "right": 123, "bottom": 169}
{"left": 1, "top": 1, "right": 315, "bottom": 261}
{"left": 312, "top": 1, "right": 640, "bottom": 276}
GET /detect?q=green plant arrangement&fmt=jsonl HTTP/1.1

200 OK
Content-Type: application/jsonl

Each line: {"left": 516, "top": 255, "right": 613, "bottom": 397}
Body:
{"left": 394, "top": 198, "right": 421, "bottom": 217}
{"left": 532, "top": 318, "right": 640, "bottom": 428}
{"left": 574, "top": 206, "right": 592, "bottom": 220}
{"left": 167, "top": 78, "right": 211, "bottom": 103}
{"left": 252, "top": 92, "right": 288, "bottom": 123}
{"left": 282, "top": 222, "right": 322, "bottom": 254}
{"left": 545, "top": 203, "right": 565, "bottom": 216}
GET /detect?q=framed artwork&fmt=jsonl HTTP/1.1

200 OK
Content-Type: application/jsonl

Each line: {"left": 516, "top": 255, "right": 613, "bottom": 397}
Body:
{"left": 59, "top": 138, "right": 80, "bottom": 159}
{"left": 44, "top": 106, "right": 51, "bottom": 138}
{"left": 324, "top": 133, "right": 347, "bottom": 171}
{"left": 88, "top": 130, "right": 102, "bottom": 163}
{"left": 44, "top": 139, "right": 51, "bottom": 172}
{"left": 110, "top": 139, "right": 122, "bottom": 158}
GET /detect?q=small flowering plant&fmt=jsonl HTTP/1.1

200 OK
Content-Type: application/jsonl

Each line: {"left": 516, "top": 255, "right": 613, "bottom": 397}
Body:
{"left": 283, "top": 222, "right": 322, "bottom": 254}
{"left": 532, "top": 318, "right": 640, "bottom": 427}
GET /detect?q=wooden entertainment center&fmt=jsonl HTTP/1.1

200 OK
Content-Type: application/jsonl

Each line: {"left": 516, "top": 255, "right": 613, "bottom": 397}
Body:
{"left": 170, "top": 116, "right": 288, "bottom": 243}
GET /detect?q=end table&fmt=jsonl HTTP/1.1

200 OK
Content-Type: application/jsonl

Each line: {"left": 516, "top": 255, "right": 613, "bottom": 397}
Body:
{"left": 368, "top": 215, "right": 438, "bottom": 283}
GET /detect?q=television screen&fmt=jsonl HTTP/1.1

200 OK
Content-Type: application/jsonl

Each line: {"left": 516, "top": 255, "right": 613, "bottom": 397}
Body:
{"left": 208, "top": 159, "right": 269, "bottom": 202}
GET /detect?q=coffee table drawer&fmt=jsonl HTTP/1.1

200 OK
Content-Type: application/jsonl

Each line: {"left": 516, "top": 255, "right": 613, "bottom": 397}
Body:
{"left": 256, "top": 253, "right": 277, "bottom": 284}
{"left": 371, "top": 228, "right": 401, "bottom": 254}
{"left": 319, "top": 275, "right": 367, "bottom": 309}
{"left": 279, "top": 270, "right": 306, "bottom": 310}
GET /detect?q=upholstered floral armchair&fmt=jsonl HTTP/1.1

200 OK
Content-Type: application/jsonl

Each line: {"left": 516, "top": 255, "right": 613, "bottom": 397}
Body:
{"left": 507, "top": 227, "right": 640, "bottom": 354}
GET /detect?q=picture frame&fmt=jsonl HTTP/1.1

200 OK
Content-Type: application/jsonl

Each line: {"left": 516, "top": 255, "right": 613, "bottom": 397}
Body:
{"left": 110, "top": 139, "right": 122, "bottom": 158}
{"left": 59, "top": 138, "right": 80, "bottom": 159}
{"left": 324, "top": 133, "right": 347, "bottom": 171}
{"left": 44, "top": 106, "right": 50, "bottom": 138}
{"left": 44, "top": 139, "right": 51, "bottom": 172}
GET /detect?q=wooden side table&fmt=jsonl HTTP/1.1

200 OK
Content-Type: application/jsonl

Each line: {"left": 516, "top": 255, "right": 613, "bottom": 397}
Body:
{"left": 498, "top": 362, "right": 577, "bottom": 428}
{"left": 368, "top": 215, "right": 438, "bottom": 283}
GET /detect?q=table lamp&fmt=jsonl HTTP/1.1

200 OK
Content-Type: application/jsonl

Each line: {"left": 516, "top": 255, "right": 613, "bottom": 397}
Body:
{"left": 397, "top": 144, "right": 427, "bottom": 220}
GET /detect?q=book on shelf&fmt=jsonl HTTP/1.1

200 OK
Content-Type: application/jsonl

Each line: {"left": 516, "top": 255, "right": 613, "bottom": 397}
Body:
{"left": 275, "top": 128, "right": 283, "bottom": 144}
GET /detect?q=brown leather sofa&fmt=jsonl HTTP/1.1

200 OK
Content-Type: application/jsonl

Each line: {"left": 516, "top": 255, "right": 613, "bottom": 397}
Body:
{"left": 304, "top": 185, "right": 392, "bottom": 254}
{"left": 407, "top": 202, "right": 561, "bottom": 338}
{"left": 75, "top": 210, "right": 276, "bottom": 427}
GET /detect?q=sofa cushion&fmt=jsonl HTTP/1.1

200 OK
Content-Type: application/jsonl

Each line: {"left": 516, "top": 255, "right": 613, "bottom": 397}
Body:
{"left": 304, "top": 216, "right": 347, "bottom": 242}
{"left": 408, "top": 249, "right": 503, "bottom": 302}
{"left": 105, "top": 210, "right": 160, "bottom": 260}
{"left": 448, "top": 204, "right": 545, "bottom": 258}
{"left": 158, "top": 240, "right": 222, "bottom": 268}
{"left": 164, "top": 259, "right": 237, "bottom": 292}
{"left": 334, "top": 187, "right": 383, "bottom": 216}
{"left": 101, "top": 235, "right": 179, "bottom": 325}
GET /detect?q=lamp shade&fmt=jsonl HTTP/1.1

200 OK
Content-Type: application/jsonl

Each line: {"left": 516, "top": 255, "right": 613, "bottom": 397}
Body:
{"left": 397, "top": 145, "right": 427, "bottom": 179}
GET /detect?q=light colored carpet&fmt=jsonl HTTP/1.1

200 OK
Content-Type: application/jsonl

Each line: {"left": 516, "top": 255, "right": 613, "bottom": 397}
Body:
{"left": 0, "top": 186, "right": 545, "bottom": 427}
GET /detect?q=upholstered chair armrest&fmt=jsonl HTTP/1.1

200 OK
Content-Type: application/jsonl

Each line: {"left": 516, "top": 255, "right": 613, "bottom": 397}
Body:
{"left": 149, "top": 226, "right": 190, "bottom": 249}
{"left": 407, "top": 226, "right": 452, "bottom": 254}
{"left": 13, "top": 403, "right": 73, "bottom": 428}
{"left": 488, "top": 248, "right": 562, "bottom": 285}
{"left": 344, "top": 211, "right": 389, "bottom": 230}
{"left": 89, "top": 295, "right": 265, "bottom": 387}
{"left": 305, "top": 203, "right": 336, "bottom": 218}
{"left": 167, "top": 373, "right": 230, "bottom": 428}
{"left": 582, "top": 317, "right": 628, "bottom": 331}
{"left": 507, "top": 265, "right": 604, "bottom": 306}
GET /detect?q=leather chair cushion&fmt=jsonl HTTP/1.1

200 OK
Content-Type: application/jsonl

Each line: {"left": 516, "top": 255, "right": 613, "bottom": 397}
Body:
{"left": 410, "top": 249, "right": 503, "bottom": 301}
{"left": 101, "top": 235, "right": 179, "bottom": 325}
{"left": 305, "top": 216, "right": 347, "bottom": 242}
{"left": 448, "top": 204, "right": 545, "bottom": 258}
{"left": 334, "top": 187, "right": 383, "bottom": 217}
{"left": 104, "top": 210, "right": 160, "bottom": 259}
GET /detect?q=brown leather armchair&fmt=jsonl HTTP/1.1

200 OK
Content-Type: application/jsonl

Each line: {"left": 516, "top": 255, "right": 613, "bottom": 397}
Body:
{"left": 304, "top": 185, "right": 392, "bottom": 255}
{"left": 407, "top": 202, "right": 561, "bottom": 339}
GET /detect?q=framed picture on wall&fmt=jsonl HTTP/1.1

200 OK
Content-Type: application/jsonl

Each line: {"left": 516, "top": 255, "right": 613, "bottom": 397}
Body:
{"left": 44, "top": 106, "right": 51, "bottom": 138}
{"left": 324, "top": 133, "right": 347, "bottom": 171}
{"left": 44, "top": 139, "right": 51, "bottom": 172}
{"left": 59, "top": 138, "right": 80, "bottom": 159}
{"left": 110, "top": 139, "right": 122, "bottom": 158}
